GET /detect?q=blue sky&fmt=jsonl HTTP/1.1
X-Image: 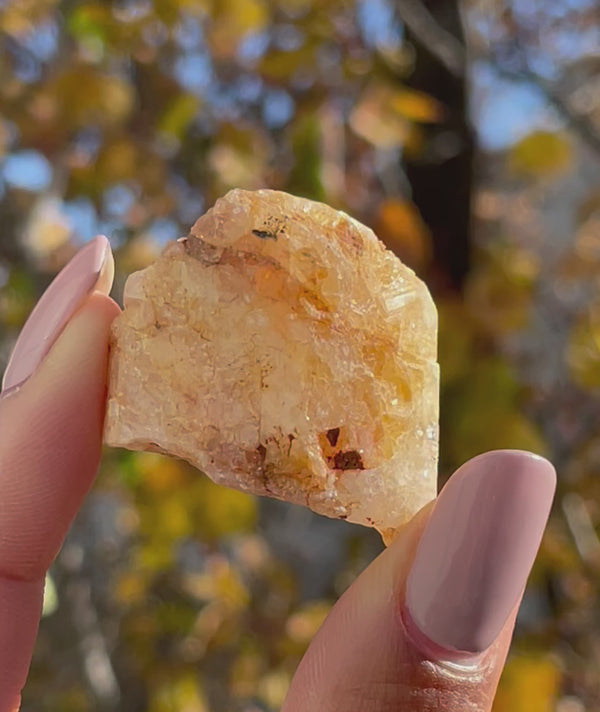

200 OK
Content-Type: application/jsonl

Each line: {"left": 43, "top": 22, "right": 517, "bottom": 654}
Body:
{"left": 470, "top": 62, "right": 560, "bottom": 150}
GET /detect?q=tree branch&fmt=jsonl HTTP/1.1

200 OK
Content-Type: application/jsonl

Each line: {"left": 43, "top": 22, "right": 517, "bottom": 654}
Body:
{"left": 495, "top": 64, "right": 600, "bottom": 156}
{"left": 394, "top": 0, "right": 600, "bottom": 156}
{"left": 395, "top": 0, "right": 466, "bottom": 78}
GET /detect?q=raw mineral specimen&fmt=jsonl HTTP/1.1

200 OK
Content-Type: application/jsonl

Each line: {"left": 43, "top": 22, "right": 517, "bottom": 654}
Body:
{"left": 103, "top": 189, "right": 439, "bottom": 543}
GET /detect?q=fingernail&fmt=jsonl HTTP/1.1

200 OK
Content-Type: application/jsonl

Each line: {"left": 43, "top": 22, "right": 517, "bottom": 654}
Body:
{"left": 1, "top": 236, "right": 113, "bottom": 397}
{"left": 405, "top": 449, "right": 556, "bottom": 656}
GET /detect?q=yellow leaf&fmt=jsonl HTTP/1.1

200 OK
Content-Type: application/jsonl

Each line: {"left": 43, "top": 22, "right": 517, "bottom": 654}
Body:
{"left": 212, "top": 557, "right": 250, "bottom": 610}
{"left": 231, "top": 0, "right": 269, "bottom": 33}
{"left": 493, "top": 654, "right": 561, "bottom": 712}
{"left": 153, "top": 0, "right": 211, "bottom": 25}
{"left": 209, "top": 143, "right": 263, "bottom": 190}
{"left": 158, "top": 93, "right": 200, "bottom": 141}
{"left": 258, "top": 668, "right": 291, "bottom": 709}
{"left": 54, "top": 69, "right": 134, "bottom": 129}
{"left": 135, "top": 452, "right": 188, "bottom": 494}
{"left": 465, "top": 256, "right": 535, "bottom": 335}
{"left": 230, "top": 645, "right": 264, "bottom": 697}
{"left": 183, "top": 556, "right": 249, "bottom": 610}
{"left": 115, "top": 235, "right": 162, "bottom": 273}
{"left": 113, "top": 571, "right": 149, "bottom": 606}
{"left": 137, "top": 540, "right": 173, "bottom": 571}
{"left": 96, "top": 75, "right": 135, "bottom": 125}
{"left": 194, "top": 478, "right": 258, "bottom": 540}
{"left": 96, "top": 138, "right": 139, "bottom": 183}
{"left": 278, "top": 0, "right": 313, "bottom": 13}
{"left": 350, "top": 84, "right": 409, "bottom": 148}
{"left": 149, "top": 672, "right": 209, "bottom": 712}
{"left": 286, "top": 601, "right": 331, "bottom": 644}
{"left": 509, "top": 131, "right": 573, "bottom": 178}
{"left": 208, "top": 0, "right": 269, "bottom": 58}
{"left": 207, "top": 122, "right": 270, "bottom": 191}
{"left": 566, "top": 305, "right": 600, "bottom": 389}
{"left": 538, "top": 521, "right": 580, "bottom": 575}
{"left": 177, "top": 0, "right": 211, "bottom": 13}
{"left": 351, "top": 83, "right": 442, "bottom": 148}
{"left": 389, "top": 88, "right": 443, "bottom": 123}
{"left": 0, "top": 0, "right": 58, "bottom": 38}
{"left": 158, "top": 496, "right": 193, "bottom": 539}
{"left": 258, "top": 45, "right": 316, "bottom": 80}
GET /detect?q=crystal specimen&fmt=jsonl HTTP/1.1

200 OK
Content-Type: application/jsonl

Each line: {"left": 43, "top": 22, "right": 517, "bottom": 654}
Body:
{"left": 103, "top": 189, "right": 439, "bottom": 543}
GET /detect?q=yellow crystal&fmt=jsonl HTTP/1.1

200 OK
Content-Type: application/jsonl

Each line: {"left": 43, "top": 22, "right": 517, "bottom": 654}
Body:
{"left": 103, "top": 189, "right": 439, "bottom": 542}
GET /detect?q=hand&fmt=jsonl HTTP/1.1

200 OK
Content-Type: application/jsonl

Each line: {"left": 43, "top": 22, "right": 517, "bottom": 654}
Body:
{"left": 0, "top": 238, "right": 556, "bottom": 712}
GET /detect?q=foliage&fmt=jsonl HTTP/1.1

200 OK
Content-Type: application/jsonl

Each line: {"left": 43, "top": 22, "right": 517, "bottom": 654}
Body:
{"left": 0, "top": 0, "right": 599, "bottom": 710}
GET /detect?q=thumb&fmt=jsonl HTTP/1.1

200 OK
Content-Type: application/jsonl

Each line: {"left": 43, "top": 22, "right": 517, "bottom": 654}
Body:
{"left": 282, "top": 450, "right": 556, "bottom": 712}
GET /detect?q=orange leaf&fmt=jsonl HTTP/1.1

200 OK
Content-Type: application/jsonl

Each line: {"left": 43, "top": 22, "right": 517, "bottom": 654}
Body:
{"left": 493, "top": 654, "right": 561, "bottom": 712}
{"left": 389, "top": 88, "right": 443, "bottom": 123}
{"left": 373, "top": 199, "right": 432, "bottom": 270}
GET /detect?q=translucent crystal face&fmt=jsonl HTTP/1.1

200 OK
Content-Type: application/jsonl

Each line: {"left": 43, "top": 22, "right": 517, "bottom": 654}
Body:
{"left": 103, "top": 189, "right": 439, "bottom": 542}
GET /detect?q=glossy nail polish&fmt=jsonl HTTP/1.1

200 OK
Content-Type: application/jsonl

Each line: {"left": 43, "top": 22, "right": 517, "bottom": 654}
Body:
{"left": 1, "top": 235, "right": 112, "bottom": 398}
{"left": 405, "top": 449, "right": 556, "bottom": 655}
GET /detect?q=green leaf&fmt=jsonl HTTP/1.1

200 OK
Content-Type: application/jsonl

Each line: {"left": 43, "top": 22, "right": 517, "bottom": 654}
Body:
{"left": 286, "top": 112, "right": 325, "bottom": 201}
{"left": 67, "top": 4, "right": 109, "bottom": 44}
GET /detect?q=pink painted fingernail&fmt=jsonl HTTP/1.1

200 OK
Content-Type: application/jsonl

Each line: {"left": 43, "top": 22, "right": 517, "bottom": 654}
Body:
{"left": 405, "top": 450, "right": 556, "bottom": 656}
{"left": 1, "top": 236, "right": 112, "bottom": 398}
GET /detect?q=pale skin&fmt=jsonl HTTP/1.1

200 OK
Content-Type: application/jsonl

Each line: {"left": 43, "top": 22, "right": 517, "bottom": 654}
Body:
{"left": 0, "top": 289, "right": 532, "bottom": 711}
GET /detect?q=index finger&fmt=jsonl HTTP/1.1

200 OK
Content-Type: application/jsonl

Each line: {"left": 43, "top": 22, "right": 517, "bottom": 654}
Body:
{"left": 0, "top": 244, "right": 119, "bottom": 710}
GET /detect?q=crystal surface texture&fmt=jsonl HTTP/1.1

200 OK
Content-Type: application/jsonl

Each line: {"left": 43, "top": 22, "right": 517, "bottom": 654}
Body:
{"left": 104, "top": 189, "right": 439, "bottom": 542}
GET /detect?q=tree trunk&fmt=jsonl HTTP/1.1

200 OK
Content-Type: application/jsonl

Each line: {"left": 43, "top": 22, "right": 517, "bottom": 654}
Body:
{"left": 400, "top": 0, "right": 475, "bottom": 292}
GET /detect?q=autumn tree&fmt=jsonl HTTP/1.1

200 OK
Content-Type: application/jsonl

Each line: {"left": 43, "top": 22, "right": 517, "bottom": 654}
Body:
{"left": 0, "top": 0, "right": 599, "bottom": 710}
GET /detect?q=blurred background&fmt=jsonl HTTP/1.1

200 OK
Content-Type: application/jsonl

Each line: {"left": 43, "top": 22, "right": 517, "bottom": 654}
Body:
{"left": 0, "top": 0, "right": 599, "bottom": 710}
